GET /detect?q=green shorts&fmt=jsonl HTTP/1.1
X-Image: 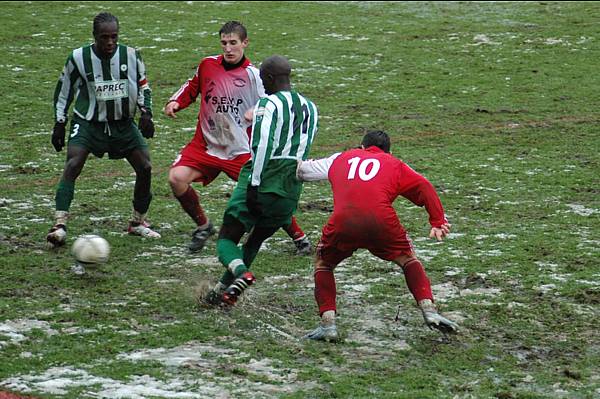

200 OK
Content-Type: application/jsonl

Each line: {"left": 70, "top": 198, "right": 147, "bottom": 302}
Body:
{"left": 222, "top": 180, "right": 298, "bottom": 231}
{"left": 68, "top": 116, "right": 148, "bottom": 159}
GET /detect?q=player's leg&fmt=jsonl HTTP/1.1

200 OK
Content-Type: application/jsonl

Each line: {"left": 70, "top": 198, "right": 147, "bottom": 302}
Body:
{"left": 126, "top": 147, "right": 160, "bottom": 238}
{"left": 303, "top": 228, "right": 351, "bottom": 342}
{"left": 47, "top": 145, "right": 89, "bottom": 247}
{"left": 392, "top": 253, "right": 458, "bottom": 334}
{"left": 303, "top": 249, "right": 344, "bottom": 342}
{"left": 214, "top": 219, "right": 255, "bottom": 306}
{"left": 169, "top": 149, "right": 219, "bottom": 252}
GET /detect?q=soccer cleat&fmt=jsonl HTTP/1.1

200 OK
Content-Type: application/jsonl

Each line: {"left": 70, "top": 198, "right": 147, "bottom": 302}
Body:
{"left": 128, "top": 220, "right": 161, "bottom": 238}
{"left": 46, "top": 224, "right": 67, "bottom": 248}
{"left": 303, "top": 324, "right": 339, "bottom": 342}
{"left": 419, "top": 299, "right": 459, "bottom": 334}
{"left": 294, "top": 236, "right": 312, "bottom": 256}
{"left": 221, "top": 271, "right": 256, "bottom": 306}
{"left": 189, "top": 222, "right": 216, "bottom": 252}
{"left": 71, "top": 262, "right": 86, "bottom": 276}
{"left": 204, "top": 288, "right": 224, "bottom": 306}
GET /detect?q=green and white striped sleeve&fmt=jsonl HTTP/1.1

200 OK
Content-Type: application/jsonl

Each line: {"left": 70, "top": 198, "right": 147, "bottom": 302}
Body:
{"left": 135, "top": 50, "right": 152, "bottom": 114}
{"left": 250, "top": 98, "right": 278, "bottom": 187}
{"left": 53, "top": 53, "right": 80, "bottom": 123}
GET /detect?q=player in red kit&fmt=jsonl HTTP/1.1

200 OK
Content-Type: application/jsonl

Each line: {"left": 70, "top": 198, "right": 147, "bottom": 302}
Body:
{"left": 164, "top": 21, "right": 311, "bottom": 254}
{"left": 297, "top": 131, "right": 458, "bottom": 342}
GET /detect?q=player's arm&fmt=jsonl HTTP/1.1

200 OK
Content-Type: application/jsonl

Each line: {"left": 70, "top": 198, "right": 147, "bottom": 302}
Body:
{"left": 52, "top": 54, "right": 79, "bottom": 152}
{"left": 249, "top": 98, "right": 277, "bottom": 188}
{"left": 164, "top": 62, "right": 202, "bottom": 118}
{"left": 296, "top": 153, "right": 341, "bottom": 182}
{"left": 135, "top": 49, "right": 152, "bottom": 115}
{"left": 245, "top": 98, "right": 277, "bottom": 215}
{"left": 53, "top": 54, "right": 78, "bottom": 125}
{"left": 135, "top": 50, "right": 155, "bottom": 138}
{"left": 396, "top": 162, "right": 450, "bottom": 239}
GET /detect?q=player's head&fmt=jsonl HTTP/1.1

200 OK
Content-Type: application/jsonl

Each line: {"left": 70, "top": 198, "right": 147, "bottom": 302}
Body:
{"left": 361, "top": 130, "right": 391, "bottom": 153}
{"left": 93, "top": 12, "right": 119, "bottom": 58}
{"left": 219, "top": 21, "right": 248, "bottom": 65}
{"left": 260, "top": 55, "right": 292, "bottom": 95}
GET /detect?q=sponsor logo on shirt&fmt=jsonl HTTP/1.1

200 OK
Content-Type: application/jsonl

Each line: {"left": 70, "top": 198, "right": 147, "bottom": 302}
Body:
{"left": 233, "top": 78, "right": 246, "bottom": 88}
{"left": 94, "top": 79, "right": 129, "bottom": 101}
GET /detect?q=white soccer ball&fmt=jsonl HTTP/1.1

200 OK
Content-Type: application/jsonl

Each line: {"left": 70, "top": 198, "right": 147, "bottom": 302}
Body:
{"left": 72, "top": 234, "right": 110, "bottom": 264}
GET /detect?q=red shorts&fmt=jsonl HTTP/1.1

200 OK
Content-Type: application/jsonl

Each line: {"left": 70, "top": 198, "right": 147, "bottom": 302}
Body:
{"left": 316, "top": 214, "right": 415, "bottom": 266}
{"left": 171, "top": 138, "right": 251, "bottom": 186}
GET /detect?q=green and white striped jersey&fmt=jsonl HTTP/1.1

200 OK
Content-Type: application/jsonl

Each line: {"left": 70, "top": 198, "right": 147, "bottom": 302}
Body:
{"left": 54, "top": 44, "right": 152, "bottom": 123}
{"left": 249, "top": 90, "right": 318, "bottom": 198}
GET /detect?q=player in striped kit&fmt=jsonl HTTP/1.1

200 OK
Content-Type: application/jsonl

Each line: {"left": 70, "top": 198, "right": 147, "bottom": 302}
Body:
{"left": 298, "top": 131, "right": 458, "bottom": 341}
{"left": 164, "top": 21, "right": 312, "bottom": 255}
{"left": 47, "top": 12, "right": 160, "bottom": 248}
{"left": 204, "top": 55, "right": 319, "bottom": 306}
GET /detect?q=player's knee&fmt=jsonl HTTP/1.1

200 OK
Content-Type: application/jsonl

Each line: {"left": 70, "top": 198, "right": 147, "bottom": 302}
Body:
{"left": 396, "top": 254, "right": 418, "bottom": 268}
{"left": 64, "top": 157, "right": 86, "bottom": 178}
{"left": 314, "top": 259, "right": 335, "bottom": 273}
{"left": 133, "top": 160, "right": 152, "bottom": 177}
{"left": 168, "top": 168, "right": 185, "bottom": 189}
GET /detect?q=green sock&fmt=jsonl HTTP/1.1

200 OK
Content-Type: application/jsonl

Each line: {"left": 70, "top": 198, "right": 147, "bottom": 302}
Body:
{"left": 217, "top": 238, "right": 248, "bottom": 277}
{"left": 55, "top": 179, "right": 75, "bottom": 212}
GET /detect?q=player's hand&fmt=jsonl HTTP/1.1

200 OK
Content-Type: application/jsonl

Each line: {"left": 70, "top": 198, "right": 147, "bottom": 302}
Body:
{"left": 52, "top": 121, "right": 66, "bottom": 152}
{"left": 246, "top": 185, "right": 262, "bottom": 216}
{"left": 138, "top": 111, "right": 155, "bottom": 138}
{"left": 243, "top": 108, "right": 254, "bottom": 123}
{"left": 429, "top": 223, "right": 451, "bottom": 241}
{"left": 163, "top": 101, "right": 180, "bottom": 118}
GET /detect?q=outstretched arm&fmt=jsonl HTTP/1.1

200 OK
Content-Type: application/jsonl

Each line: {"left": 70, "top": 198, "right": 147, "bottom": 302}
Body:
{"left": 296, "top": 153, "right": 341, "bottom": 181}
{"left": 396, "top": 162, "right": 449, "bottom": 231}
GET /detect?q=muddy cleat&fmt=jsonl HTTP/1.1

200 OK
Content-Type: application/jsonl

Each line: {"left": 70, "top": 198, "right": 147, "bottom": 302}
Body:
{"left": 221, "top": 271, "right": 256, "bottom": 306}
{"left": 71, "top": 262, "right": 86, "bottom": 276}
{"left": 303, "top": 324, "right": 339, "bottom": 342}
{"left": 294, "top": 236, "right": 312, "bottom": 256}
{"left": 189, "top": 222, "right": 216, "bottom": 252}
{"left": 204, "top": 288, "right": 224, "bottom": 306}
{"left": 128, "top": 221, "right": 161, "bottom": 238}
{"left": 46, "top": 224, "right": 67, "bottom": 248}
{"left": 419, "top": 299, "right": 459, "bottom": 334}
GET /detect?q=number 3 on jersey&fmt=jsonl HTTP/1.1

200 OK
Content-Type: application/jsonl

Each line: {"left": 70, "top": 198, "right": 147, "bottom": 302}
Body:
{"left": 347, "top": 157, "right": 381, "bottom": 181}
{"left": 70, "top": 123, "right": 80, "bottom": 138}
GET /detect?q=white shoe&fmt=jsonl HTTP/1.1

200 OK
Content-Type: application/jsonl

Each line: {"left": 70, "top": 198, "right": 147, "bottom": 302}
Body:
{"left": 419, "top": 299, "right": 459, "bottom": 334}
{"left": 128, "top": 221, "right": 161, "bottom": 238}
{"left": 47, "top": 224, "right": 67, "bottom": 248}
{"left": 303, "top": 324, "right": 339, "bottom": 342}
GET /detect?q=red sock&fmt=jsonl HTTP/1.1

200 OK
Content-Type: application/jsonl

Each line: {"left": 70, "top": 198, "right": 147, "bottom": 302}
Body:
{"left": 283, "top": 216, "right": 305, "bottom": 241}
{"left": 175, "top": 186, "right": 208, "bottom": 226}
{"left": 403, "top": 259, "right": 434, "bottom": 303}
{"left": 314, "top": 269, "right": 337, "bottom": 315}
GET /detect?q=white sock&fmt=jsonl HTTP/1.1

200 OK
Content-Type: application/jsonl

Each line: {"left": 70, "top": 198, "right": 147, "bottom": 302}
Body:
{"left": 321, "top": 310, "right": 336, "bottom": 326}
{"left": 55, "top": 211, "right": 69, "bottom": 226}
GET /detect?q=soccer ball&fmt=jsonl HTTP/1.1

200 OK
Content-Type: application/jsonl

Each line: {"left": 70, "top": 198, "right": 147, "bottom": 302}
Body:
{"left": 72, "top": 234, "right": 110, "bottom": 264}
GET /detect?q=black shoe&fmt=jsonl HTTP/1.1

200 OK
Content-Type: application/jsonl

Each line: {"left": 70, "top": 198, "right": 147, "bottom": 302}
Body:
{"left": 189, "top": 222, "right": 216, "bottom": 252}
{"left": 221, "top": 272, "right": 256, "bottom": 306}
{"left": 294, "top": 236, "right": 312, "bottom": 256}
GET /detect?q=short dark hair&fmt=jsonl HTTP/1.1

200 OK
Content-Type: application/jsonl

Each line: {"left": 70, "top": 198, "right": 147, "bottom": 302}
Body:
{"left": 361, "top": 130, "right": 391, "bottom": 153}
{"left": 93, "top": 12, "right": 119, "bottom": 35}
{"left": 219, "top": 21, "right": 247, "bottom": 41}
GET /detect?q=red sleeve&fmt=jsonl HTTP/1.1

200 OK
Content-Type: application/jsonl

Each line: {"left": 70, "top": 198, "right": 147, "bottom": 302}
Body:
{"left": 168, "top": 62, "right": 202, "bottom": 110}
{"left": 396, "top": 161, "right": 448, "bottom": 228}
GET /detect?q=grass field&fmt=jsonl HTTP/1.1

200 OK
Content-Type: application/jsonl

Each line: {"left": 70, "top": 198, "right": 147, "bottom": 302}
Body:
{"left": 0, "top": 1, "right": 599, "bottom": 398}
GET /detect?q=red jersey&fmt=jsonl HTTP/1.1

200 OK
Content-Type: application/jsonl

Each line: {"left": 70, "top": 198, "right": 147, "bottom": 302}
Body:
{"left": 169, "top": 55, "right": 265, "bottom": 160}
{"left": 325, "top": 146, "right": 447, "bottom": 240}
